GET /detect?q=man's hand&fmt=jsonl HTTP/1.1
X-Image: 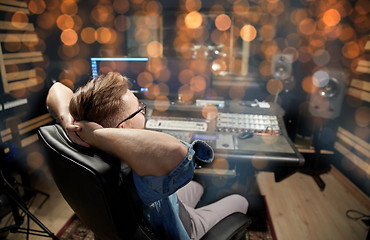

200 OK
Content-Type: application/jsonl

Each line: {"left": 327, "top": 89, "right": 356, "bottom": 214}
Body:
{"left": 74, "top": 121, "right": 103, "bottom": 147}
{"left": 60, "top": 113, "right": 90, "bottom": 147}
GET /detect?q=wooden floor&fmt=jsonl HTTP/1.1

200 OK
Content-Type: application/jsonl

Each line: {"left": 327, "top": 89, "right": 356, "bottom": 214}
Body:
{"left": 1, "top": 166, "right": 369, "bottom": 240}
{"left": 257, "top": 167, "right": 369, "bottom": 240}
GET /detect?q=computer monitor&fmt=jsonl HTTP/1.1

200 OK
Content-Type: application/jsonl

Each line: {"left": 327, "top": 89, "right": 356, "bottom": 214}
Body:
{"left": 91, "top": 57, "right": 149, "bottom": 96}
{"left": 90, "top": 57, "right": 213, "bottom": 101}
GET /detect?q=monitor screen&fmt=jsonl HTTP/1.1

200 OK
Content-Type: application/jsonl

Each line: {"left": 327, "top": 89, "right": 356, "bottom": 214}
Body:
{"left": 90, "top": 57, "right": 213, "bottom": 101}
{"left": 91, "top": 57, "right": 149, "bottom": 95}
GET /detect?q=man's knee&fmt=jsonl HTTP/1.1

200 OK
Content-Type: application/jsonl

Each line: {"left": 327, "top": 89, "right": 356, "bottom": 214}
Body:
{"left": 229, "top": 194, "right": 249, "bottom": 214}
{"left": 191, "top": 181, "right": 204, "bottom": 195}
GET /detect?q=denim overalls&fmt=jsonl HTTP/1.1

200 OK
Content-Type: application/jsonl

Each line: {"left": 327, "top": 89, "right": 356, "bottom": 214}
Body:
{"left": 132, "top": 140, "right": 214, "bottom": 240}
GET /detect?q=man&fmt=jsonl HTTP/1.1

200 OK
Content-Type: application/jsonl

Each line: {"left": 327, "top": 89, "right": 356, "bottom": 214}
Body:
{"left": 46, "top": 72, "right": 248, "bottom": 240}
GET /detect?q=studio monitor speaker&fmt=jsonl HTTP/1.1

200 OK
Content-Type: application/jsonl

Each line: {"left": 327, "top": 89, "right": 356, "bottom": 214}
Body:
{"left": 309, "top": 69, "right": 347, "bottom": 119}
{"left": 272, "top": 54, "right": 294, "bottom": 80}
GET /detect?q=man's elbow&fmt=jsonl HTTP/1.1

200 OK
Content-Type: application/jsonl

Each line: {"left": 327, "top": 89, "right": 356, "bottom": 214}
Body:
{"left": 160, "top": 142, "right": 188, "bottom": 176}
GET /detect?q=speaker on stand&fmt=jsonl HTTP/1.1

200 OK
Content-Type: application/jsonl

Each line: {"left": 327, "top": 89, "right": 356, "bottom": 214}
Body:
{"left": 271, "top": 53, "right": 298, "bottom": 140}
{"left": 299, "top": 69, "right": 347, "bottom": 190}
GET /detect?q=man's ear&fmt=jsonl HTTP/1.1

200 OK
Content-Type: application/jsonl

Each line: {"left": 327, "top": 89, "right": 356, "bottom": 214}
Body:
{"left": 117, "top": 123, "right": 126, "bottom": 128}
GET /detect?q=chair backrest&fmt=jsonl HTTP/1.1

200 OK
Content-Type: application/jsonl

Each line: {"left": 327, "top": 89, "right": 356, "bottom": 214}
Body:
{"left": 38, "top": 124, "right": 156, "bottom": 240}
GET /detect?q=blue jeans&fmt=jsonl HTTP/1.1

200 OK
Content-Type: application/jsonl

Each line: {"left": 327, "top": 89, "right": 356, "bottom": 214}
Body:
{"left": 132, "top": 140, "right": 214, "bottom": 240}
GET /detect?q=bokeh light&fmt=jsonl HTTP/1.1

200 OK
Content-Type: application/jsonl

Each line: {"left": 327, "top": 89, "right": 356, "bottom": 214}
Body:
{"left": 202, "top": 105, "right": 218, "bottom": 120}
{"left": 90, "top": 4, "right": 114, "bottom": 25}
{"left": 211, "top": 59, "right": 228, "bottom": 75}
{"left": 298, "top": 46, "right": 313, "bottom": 63}
{"left": 137, "top": 72, "right": 154, "bottom": 88}
{"left": 37, "top": 12, "right": 56, "bottom": 29}
{"left": 233, "top": 0, "right": 249, "bottom": 15}
{"left": 113, "top": 0, "right": 130, "bottom": 13}
{"left": 339, "top": 24, "right": 355, "bottom": 42}
{"left": 28, "top": 0, "right": 46, "bottom": 14}
{"left": 290, "top": 8, "right": 308, "bottom": 25}
{"left": 252, "top": 153, "right": 268, "bottom": 170}
{"left": 60, "top": 29, "right": 78, "bottom": 46}
{"left": 154, "top": 96, "right": 170, "bottom": 112}
{"left": 147, "top": 41, "right": 163, "bottom": 58}
{"left": 355, "top": 107, "right": 369, "bottom": 127}
{"left": 312, "top": 70, "right": 330, "bottom": 88}
{"left": 57, "top": 14, "right": 74, "bottom": 30}
{"left": 11, "top": 12, "right": 29, "bottom": 29}
{"left": 342, "top": 41, "right": 361, "bottom": 59}
{"left": 145, "top": 1, "right": 163, "bottom": 16}
{"left": 96, "top": 27, "right": 114, "bottom": 44}
{"left": 81, "top": 27, "right": 96, "bottom": 44}
{"left": 190, "top": 75, "right": 206, "bottom": 93}
{"left": 267, "top": 78, "right": 284, "bottom": 95}
{"left": 178, "top": 85, "right": 194, "bottom": 102}
{"left": 229, "top": 86, "right": 245, "bottom": 100}
{"left": 312, "top": 49, "right": 331, "bottom": 66}
{"left": 185, "top": 0, "right": 202, "bottom": 12}
{"left": 240, "top": 24, "right": 257, "bottom": 42}
{"left": 259, "top": 24, "right": 276, "bottom": 42}
{"left": 302, "top": 76, "right": 318, "bottom": 94}
{"left": 114, "top": 15, "right": 131, "bottom": 32}
{"left": 178, "top": 69, "right": 194, "bottom": 85}
{"left": 299, "top": 18, "right": 316, "bottom": 35}
{"left": 266, "top": 0, "right": 285, "bottom": 16}
{"left": 155, "top": 67, "right": 171, "bottom": 82}
{"left": 60, "top": 0, "right": 78, "bottom": 16}
{"left": 185, "top": 11, "right": 203, "bottom": 29}
{"left": 323, "top": 9, "right": 341, "bottom": 27}
{"left": 354, "top": 126, "right": 369, "bottom": 141}
{"left": 211, "top": 157, "right": 230, "bottom": 175}
{"left": 215, "top": 14, "right": 231, "bottom": 31}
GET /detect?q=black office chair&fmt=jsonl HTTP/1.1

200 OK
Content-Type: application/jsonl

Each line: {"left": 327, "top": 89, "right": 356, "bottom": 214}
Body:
{"left": 38, "top": 124, "right": 251, "bottom": 240}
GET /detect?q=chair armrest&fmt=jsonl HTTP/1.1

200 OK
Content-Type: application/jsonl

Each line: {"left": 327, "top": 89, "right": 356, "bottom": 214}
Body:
{"left": 200, "top": 212, "right": 252, "bottom": 240}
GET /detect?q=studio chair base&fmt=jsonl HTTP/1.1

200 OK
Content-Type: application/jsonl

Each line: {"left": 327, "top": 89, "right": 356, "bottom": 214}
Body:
{"left": 39, "top": 124, "right": 251, "bottom": 240}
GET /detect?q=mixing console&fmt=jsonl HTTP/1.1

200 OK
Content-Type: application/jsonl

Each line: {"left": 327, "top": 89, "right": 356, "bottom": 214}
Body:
{"left": 216, "top": 113, "right": 281, "bottom": 135}
{"left": 143, "top": 102, "right": 304, "bottom": 182}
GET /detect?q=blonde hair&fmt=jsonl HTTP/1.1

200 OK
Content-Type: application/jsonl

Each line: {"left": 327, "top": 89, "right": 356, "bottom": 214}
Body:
{"left": 69, "top": 72, "right": 129, "bottom": 127}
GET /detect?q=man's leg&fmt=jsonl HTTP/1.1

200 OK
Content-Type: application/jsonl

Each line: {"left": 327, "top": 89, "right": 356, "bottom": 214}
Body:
{"left": 184, "top": 194, "right": 249, "bottom": 240}
{"left": 176, "top": 180, "right": 204, "bottom": 208}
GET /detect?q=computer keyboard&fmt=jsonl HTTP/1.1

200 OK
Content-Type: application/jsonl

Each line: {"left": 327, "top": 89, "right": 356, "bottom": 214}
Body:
{"left": 146, "top": 119, "right": 208, "bottom": 132}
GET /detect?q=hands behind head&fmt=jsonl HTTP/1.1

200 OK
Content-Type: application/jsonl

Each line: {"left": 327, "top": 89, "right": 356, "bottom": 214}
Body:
{"left": 60, "top": 113, "right": 91, "bottom": 148}
{"left": 73, "top": 121, "right": 103, "bottom": 148}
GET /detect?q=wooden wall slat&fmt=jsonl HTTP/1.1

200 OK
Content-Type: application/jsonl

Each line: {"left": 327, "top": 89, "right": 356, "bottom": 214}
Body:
{"left": 0, "top": 0, "right": 28, "bottom": 8}
{"left": 4, "top": 56, "right": 44, "bottom": 65}
{"left": 8, "top": 78, "right": 38, "bottom": 91}
{"left": 0, "top": 4, "right": 29, "bottom": 14}
{"left": 7, "top": 69, "right": 36, "bottom": 81}
{"left": 0, "top": 33, "right": 38, "bottom": 42}
{"left": 350, "top": 79, "right": 370, "bottom": 92}
{"left": 0, "top": 21, "right": 35, "bottom": 31}
{"left": 3, "top": 51, "right": 42, "bottom": 59}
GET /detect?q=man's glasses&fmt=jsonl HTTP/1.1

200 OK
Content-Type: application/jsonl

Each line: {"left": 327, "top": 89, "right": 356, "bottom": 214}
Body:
{"left": 115, "top": 102, "right": 146, "bottom": 128}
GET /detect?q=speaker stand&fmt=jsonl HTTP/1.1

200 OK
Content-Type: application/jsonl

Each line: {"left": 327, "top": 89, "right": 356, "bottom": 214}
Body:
{"left": 299, "top": 123, "right": 331, "bottom": 191}
{"left": 0, "top": 170, "right": 58, "bottom": 240}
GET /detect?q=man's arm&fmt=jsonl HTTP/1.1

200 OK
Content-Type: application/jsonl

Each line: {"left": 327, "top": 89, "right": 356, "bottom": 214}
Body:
{"left": 76, "top": 121, "right": 188, "bottom": 177}
{"left": 46, "top": 82, "right": 89, "bottom": 147}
